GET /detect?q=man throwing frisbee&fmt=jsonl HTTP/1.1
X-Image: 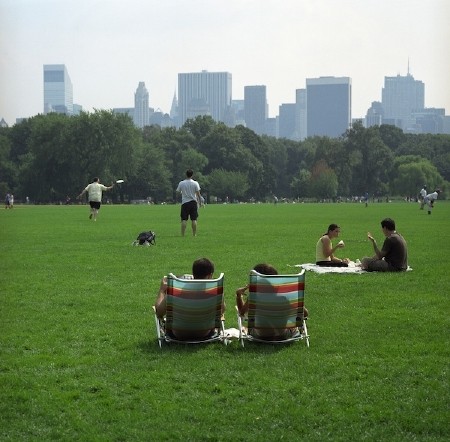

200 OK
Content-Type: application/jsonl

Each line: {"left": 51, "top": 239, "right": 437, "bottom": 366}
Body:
{"left": 78, "top": 177, "right": 114, "bottom": 221}
{"left": 176, "top": 169, "right": 203, "bottom": 237}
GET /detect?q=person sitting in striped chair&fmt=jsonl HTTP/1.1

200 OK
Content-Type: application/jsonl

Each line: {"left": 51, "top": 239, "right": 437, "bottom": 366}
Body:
{"left": 154, "top": 257, "right": 225, "bottom": 340}
{"left": 235, "top": 263, "right": 308, "bottom": 340}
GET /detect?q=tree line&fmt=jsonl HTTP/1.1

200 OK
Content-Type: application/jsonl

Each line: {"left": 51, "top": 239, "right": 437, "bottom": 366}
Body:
{"left": 0, "top": 111, "right": 448, "bottom": 203}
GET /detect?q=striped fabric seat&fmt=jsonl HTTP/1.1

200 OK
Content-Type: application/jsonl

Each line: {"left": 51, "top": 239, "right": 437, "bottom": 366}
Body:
{"left": 154, "top": 273, "right": 226, "bottom": 346}
{"left": 238, "top": 270, "right": 309, "bottom": 347}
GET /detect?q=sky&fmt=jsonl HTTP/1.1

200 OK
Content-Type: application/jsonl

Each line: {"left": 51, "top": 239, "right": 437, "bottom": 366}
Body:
{"left": 1, "top": 0, "right": 449, "bottom": 126}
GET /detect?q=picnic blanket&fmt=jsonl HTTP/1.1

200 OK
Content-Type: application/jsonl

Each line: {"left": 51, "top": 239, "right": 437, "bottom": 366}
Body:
{"left": 291, "top": 263, "right": 412, "bottom": 274}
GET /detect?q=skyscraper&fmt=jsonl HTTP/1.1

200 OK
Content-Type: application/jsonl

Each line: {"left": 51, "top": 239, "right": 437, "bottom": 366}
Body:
{"left": 178, "top": 71, "right": 232, "bottom": 127}
{"left": 295, "top": 88, "right": 307, "bottom": 141}
{"left": 278, "top": 103, "right": 296, "bottom": 139}
{"left": 306, "top": 76, "right": 352, "bottom": 138}
{"left": 43, "top": 64, "right": 73, "bottom": 115}
{"left": 244, "top": 85, "right": 267, "bottom": 135}
{"left": 134, "top": 82, "right": 150, "bottom": 128}
{"left": 381, "top": 73, "right": 424, "bottom": 130}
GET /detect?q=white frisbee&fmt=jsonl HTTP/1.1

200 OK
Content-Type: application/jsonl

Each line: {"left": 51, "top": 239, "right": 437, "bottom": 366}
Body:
{"left": 116, "top": 179, "right": 125, "bottom": 184}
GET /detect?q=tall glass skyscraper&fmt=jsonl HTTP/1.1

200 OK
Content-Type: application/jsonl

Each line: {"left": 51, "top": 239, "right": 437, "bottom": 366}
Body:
{"left": 244, "top": 85, "right": 267, "bottom": 135}
{"left": 43, "top": 64, "right": 73, "bottom": 115}
{"left": 178, "top": 71, "right": 232, "bottom": 127}
{"left": 381, "top": 73, "right": 424, "bottom": 130}
{"left": 306, "top": 76, "right": 352, "bottom": 138}
{"left": 133, "top": 82, "right": 150, "bottom": 128}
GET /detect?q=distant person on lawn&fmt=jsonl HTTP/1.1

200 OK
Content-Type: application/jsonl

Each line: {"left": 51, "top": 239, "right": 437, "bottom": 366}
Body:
{"left": 419, "top": 185, "right": 427, "bottom": 210}
{"left": 423, "top": 189, "right": 441, "bottom": 215}
{"left": 176, "top": 169, "right": 203, "bottom": 237}
{"left": 361, "top": 218, "right": 408, "bottom": 272}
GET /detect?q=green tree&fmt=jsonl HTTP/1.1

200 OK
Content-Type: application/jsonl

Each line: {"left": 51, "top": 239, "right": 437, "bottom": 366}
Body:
{"left": 207, "top": 169, "right": 249, "bottom": 201}
{"left": 391, "top": 155, "right": 444, "bottom": 196}
{"left": 290, "top": 168, "right": 311, "bottom": 198}
{"left": 183, "top": 115, "right": 217, "bottom": 142}
{"left": 198, "top": 124, "right": 262, "bottom": 199}
{"left": 309, "top": 160, "right": 338, "bottom": 199}
{"left": 0, "top": 133, "right": 18, "bottom": 195}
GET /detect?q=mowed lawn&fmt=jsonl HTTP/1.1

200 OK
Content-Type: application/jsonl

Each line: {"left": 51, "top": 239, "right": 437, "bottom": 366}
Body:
{"left": 1, "top": 202, "right": 449, "bottom": 441}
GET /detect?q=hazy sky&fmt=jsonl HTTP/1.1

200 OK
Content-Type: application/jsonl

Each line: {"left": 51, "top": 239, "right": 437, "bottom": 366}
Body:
{"left": 1, "top": 0, "right": 449, "bottom": 126}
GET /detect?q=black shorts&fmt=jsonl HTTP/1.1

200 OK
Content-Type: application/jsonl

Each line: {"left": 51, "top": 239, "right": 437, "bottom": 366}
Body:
{"left": 89, "top": 201, "right": 101, "bottom": 210}
{"left": 180, "top": 200, "right": 198, "bottom": 221}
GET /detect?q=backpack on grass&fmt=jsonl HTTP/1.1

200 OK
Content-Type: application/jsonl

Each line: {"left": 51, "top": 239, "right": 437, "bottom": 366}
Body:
{"left": 133, "top": 231, "right": 156, "bottom": 246}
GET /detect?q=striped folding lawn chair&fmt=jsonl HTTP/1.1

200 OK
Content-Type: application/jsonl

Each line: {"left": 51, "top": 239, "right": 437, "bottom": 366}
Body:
{"left": 237, "top": 269, "right": 309, "bottom": 347}
{"left": 153, "top": 273, "right": 227, "bottom": 347}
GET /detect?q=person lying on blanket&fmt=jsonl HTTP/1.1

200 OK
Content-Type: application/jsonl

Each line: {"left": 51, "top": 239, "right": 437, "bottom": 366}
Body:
{"left": 315, "top": 224, "right": 350, "bottom": 267}
{"left": 235, "top": 263, "right": 308, "bottom": 340}
{"left": 154, "top": 257, "right": 226, "bottom": 340}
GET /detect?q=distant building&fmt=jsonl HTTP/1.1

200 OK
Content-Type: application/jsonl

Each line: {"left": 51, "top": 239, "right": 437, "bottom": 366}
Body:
{"left": 72, "top": 104, "right": 83, "bottom": 116}
{"left": 265, "top": 117, "right": 277, "bottom": 138}
{"left": 113, "top": 108, "right": 134, "bottom": 120}
{"left": 231, "top": 99, "right": 245, "bottom": 126}
{"left": 0, "top": 118, "right": 8, "bottom": 128}
{"left": 169, "top": 91, "right": 178, "bottom": 125}
{"left": 134, "top": 82, "right": 150, "bottom": 128}
{"left": 381, "top": 72, "right": 424, "bottom": 131}
{"left": 407, "top": 108, "right": 445, "bottom": 134}
{"left": 244, "top": 85, "right": 267, "bottom": 135}
{"left": 295, "top": 88, "right": 307, "bottom": 140}
{"left": 149, "top": 109, "right": 176, "bottom": 128}
{"left": 443, "top": 116, "right": 450, "bottom": 134}
{"left": 306, "top": 76, "right": 352, "bottom": 138}
{"left": 178, "top": 70, "right": 232, "bottom": 127}
{"left": 278, "top": 103, "right": 296, "bottom": 139}
{"left": 43, "top": 64, "right": 73, "bottom": 115}
{"left": 365, "top": 101, "right": 384, "bottom": 127}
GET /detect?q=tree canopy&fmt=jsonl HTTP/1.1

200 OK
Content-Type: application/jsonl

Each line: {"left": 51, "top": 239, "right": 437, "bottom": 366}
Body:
{"left": 0, "top": 112, "right": 448, "bottom": 203}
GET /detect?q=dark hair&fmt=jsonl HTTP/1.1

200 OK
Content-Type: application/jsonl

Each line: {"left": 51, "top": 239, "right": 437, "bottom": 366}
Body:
{"left": 192, "top": 258, "right": 214, "bottom": 279}
{"left": 381, "top": 218, "right": 395, "bottom": 231}
{"left": 253, "top": 263, "right": 278, "bottom": 275}
{"left": 186, "top": 169, "right": 194, "bottom": 178}
{"left": 324, "top": 223, "right": 339, "bottom": 236}
{"left": 93, "top": 177, "right": 99, "bottom": 182}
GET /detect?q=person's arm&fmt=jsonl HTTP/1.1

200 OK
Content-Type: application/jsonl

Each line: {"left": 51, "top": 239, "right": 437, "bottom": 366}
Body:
{"left": 78, "top": 186, "right": 87, "bottom": 199}
{"left": 196, "top": 190, "right": 203, "bottom": 206}
{"left": 236, "top": 285, "right": 249, "bottom": 316}
{"left": 322, "top": 236, "right": 345, "bottom": 262}
{"left": 154, "top": 277, "right": 168, "bottom": 318}
{"left": 367, "top": 232, "right": 384, "bottom": 259}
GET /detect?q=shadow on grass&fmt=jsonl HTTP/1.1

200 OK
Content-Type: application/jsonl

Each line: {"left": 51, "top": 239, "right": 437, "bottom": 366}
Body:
{"left": 138, "top": 338, "right": 304, "bottom": 356}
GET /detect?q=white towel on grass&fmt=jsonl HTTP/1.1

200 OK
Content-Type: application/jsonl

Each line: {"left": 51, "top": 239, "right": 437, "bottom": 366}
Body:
{"left": 291, "top": 263, "right": 412, "bottom": 274}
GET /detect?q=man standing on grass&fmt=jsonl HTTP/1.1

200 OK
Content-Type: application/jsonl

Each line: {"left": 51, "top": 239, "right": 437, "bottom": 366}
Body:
{"left": 361, "top": 218, "right": 408, "bottom": 272}
{"left": 78, "top": 177, "right": 114, "bottom": 221}
{"left": 419, "top": 185, "right": 427, "bottom": 209}
{"left": 176, "top": 169, "right": 202, "bottom": 236}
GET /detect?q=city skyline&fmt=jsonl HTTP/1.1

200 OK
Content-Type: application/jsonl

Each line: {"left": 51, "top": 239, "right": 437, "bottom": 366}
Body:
{"left": 1, "top": 0, "right": 449, "bottom": 126}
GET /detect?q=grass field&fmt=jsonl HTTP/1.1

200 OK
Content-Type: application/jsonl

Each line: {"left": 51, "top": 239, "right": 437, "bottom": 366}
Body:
{"left": 1, "top": 202, "right": 449, "bottom": 441}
